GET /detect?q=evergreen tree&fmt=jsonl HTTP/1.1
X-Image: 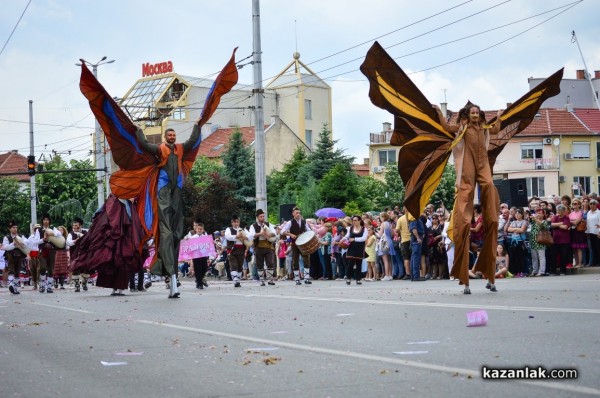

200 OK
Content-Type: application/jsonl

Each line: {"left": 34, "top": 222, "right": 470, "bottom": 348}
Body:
{"left": 303, "top": 123, "right": 354, "bottom": 182}
{"left": 318, "top": 163, "right": 360, "bottom": 209}
{"left": 221, "top": 128, "right": 256, "bottom": 223}
{"left": 383, "top": 162, "right": 405, "bottom": 208}
{"left": 0, "top": 177, "right": 30, "bottom": 232}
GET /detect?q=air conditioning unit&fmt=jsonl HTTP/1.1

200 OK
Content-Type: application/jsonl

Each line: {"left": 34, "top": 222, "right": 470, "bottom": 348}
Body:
{"left": 564, "top": 153, "right": 573, "bottom": 160}
{"left": 559, "top": 176, "right": 566, "bottom": 183}
{"left": 372, "top": 166, "right": 384, "bottom": 173}
{"left": 544, "top": 138, "right": 552, "bottom": 145}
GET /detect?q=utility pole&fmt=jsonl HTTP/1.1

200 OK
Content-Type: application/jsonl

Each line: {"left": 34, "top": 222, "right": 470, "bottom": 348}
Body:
{"left": 252, "top": 0, "right": 267, "bottom": 214}
{"left": 29, "top": 100, "right": 37, "bottom": 229}
{"left": 572, "top": 31, "right": 600, "bottom": 111}
{"left": 76, "top": 56, "right": 115, "bottom": 208}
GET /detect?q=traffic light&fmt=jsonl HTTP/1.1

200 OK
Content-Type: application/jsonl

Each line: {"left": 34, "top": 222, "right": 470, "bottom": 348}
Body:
{"left": 27, "top": 155, "right": 36, "bottom": 176}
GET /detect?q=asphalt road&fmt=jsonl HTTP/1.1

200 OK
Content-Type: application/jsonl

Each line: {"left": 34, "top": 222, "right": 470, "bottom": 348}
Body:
{"left": 1, "top": 272, "right": 599, "bottom": 398}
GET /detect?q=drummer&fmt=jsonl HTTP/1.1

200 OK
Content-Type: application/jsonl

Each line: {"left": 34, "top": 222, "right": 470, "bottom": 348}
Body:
{"left": 280, "top": 206, "right": 313, "bottom": 285}
{"left": 3, "top": 221, "right": 28, "bottom": 295}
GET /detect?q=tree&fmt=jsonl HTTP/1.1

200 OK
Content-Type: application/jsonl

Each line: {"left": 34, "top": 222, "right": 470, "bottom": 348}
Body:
{"left": 0, "top": 177, "right": 30, "bottom": 232}
{"left": 383, "top": 162, "right": 405, "bottom": 208}
{"left": 266, "top": 146, "right": 308, "bottom": 220}
{"left": 318, "top": 163, "right": 360, "bottom": 209}
{"left": 188, "top": 156, "right": 225, "bottom": 189}
{"left": 182, "top": 172, "right": 243, "bottom": 234}
{"left": 221, "top": 129, "right": 255, "bottom": 224}
{"left": 303, "top": 123, "right": 354, "bottom": 182}
{"left": 36, "top": 156, "right": 96, "bottom": 227}
{"left": 356, "top": 175, "right": 388, "bottom": 212}
{"left": 430, "top": 163, "right": 456, "bottom": 210}
{"left": 296, "top": 178, "right": 324, "bottom": 217}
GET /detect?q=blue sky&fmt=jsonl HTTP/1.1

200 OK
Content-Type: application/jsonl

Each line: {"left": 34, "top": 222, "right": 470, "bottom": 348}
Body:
{"left": 0, "top": 0, "right": 597, "bottom": 164}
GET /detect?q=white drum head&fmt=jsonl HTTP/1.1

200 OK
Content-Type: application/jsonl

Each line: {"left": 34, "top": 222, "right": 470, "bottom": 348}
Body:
{"left": 296, "top": 231, "right": 315, "bottom": 245}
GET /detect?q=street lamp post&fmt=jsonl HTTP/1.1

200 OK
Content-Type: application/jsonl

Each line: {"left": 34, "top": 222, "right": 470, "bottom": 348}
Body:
{"left": 76, "top": 56, "right": 115, "bottom": 209}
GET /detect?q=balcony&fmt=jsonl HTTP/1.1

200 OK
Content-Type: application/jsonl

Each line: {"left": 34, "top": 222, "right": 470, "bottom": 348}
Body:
{"left": 370, "top": 131, "right": 393, "bottom": 144}
{"left": 494, "top": 157, "right": 559, "bottom": 172}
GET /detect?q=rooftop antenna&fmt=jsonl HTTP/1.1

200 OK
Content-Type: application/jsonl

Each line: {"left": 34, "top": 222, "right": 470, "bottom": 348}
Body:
{"left": 294, "top": 19, "right": 298, "bottom": 53}
{"left": 571, "top": 30, "right": 600, "bottom": 111}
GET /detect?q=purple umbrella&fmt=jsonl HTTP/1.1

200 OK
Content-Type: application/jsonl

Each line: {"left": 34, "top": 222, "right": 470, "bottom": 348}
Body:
{"left": 315, "top": 207, "right": 346, "bottom": 218}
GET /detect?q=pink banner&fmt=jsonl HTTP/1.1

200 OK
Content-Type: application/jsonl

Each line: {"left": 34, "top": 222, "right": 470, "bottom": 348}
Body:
{"left": 178, "top": 235, "right": 217, "bottom": 261}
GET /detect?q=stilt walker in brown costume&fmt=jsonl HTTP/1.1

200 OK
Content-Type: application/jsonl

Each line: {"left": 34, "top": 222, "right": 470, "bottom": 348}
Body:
{"left": 360, "top": 41, "right": 563, "bottom": 294}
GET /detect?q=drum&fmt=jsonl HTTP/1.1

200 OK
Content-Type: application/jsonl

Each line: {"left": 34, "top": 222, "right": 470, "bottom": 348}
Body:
{"left": 295, "top": 231, "right": 320, "bottom": 255}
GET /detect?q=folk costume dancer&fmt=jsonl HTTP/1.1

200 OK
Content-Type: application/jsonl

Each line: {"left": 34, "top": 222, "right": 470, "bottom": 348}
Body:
{"left": 225, "top": 215, "right": 247, "bottom": 288}
{"left": 66, "top": 217, "right": 89, "bottom": 292}
{"left": 281, "top": 207, "right": 313, "bottom": 285}
{"left": 185, "top": 220, "right": 210, "bottom": 290}
{"left": 52, "top": 226, "right": 70, "bottom": 290}
{"left": 247, "top": 209, "right": 276, "bottom": 286}
{"left": 37, "top": 214, "right": 62, "bottom": 294}
{"left": 436, "top": 105, "right": 501, "bottom": 294}
{"left": 28, "top": 224, "right": 42, "bottom": 290}
{"left": 3, "top": 221, "right": 29, "bottom": 295}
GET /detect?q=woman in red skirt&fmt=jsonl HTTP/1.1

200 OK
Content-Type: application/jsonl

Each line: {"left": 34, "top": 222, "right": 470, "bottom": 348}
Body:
{"left": 53, "top": 226, "right": 69, "bottom": 289}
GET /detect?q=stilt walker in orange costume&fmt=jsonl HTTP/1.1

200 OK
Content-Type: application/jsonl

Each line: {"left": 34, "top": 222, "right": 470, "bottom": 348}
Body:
{"left": 79, "top": 49, "right": 238, "bottom": 298}
{"left": 360, "top": 41, "right": 563, "bottom": 294}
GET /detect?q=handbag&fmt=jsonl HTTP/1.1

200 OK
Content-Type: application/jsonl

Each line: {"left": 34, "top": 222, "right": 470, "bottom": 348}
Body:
{"left": 576, "top": 220, "right": 587, "bottom": 232}
{"left": 536, "top": 229, "right": 553, "bottom": 246}
{"left": 378, "top": 235, "right": 390, "bottom": 254}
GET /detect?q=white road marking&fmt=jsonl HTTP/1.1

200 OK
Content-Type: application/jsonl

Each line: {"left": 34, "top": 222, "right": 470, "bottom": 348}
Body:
{"left": 32, "top": 302, "right": 92, "bottom": 314}
{"left": 223, "top": 293, "right": 600, "bottom": 314}
{"left": 137, "top": 319, "right": 600, "bottom": 396}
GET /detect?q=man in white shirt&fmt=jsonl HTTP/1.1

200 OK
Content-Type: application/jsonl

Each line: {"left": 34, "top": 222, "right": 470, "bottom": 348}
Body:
{"left": 3, "top": 221, "right": 28, "bottom": 295}
{"left": 225, "top": 215, "right": 247, "bottom": 288}
{"left": 248, "top": 209, "right": 277, "bottom": 286}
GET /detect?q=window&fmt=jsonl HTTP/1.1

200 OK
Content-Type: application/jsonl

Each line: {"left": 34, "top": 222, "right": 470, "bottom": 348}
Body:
{"left": 520, "top": 143, "right": 543, "bottom": 160}
{"left": 573, "top": 176, "right": 591, "bottom": 196}
{"left": 171, "top": 108, "right": 186, "bottom": 120}
{"left": 305, "top": 129, "right": 312, "bottom": 149}
{"left": 571, "top": 142, "right": 590, "bottom": 159}
{"left": 304, "top": 99, "right": 312, "bottom": 120}
{"left": 597, "top": 142, "right": 600, "bottom": 168}
{"left": 526, "top": 177, "right": 545, "bottom": 198}
{"left": 378, "top": 149, "right": 396, "bottom": 166}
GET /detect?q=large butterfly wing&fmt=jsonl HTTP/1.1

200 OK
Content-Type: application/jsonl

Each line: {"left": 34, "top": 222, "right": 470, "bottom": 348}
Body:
{"left": 360, "top": 41, "right": 454, "bottom": 217}
{"left": 487, "top": 68, "right": 563, "bottom": 170}
{"left": 182, "top": 48, "right": 239, "bottom": 174}
{"left": 79, "top": 63, "right": 156, "bottom": 171}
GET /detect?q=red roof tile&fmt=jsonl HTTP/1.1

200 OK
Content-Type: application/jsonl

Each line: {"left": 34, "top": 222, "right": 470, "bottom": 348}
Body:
{"left": 0, "top": 151, "right": 29, "bottom": 182}
{"left": 197, "top": 127, "right": 256, "bottom": 158}
{"left": 574, "top": 108, "right": 600, "bottom": 133}
{"left": 352, "top": 163, "right": 370, "bottom": 177}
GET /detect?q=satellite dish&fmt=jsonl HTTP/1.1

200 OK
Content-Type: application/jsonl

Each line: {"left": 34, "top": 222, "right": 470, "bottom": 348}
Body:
{"left": 553, "top": 138, "right": 560, "bottom": 146}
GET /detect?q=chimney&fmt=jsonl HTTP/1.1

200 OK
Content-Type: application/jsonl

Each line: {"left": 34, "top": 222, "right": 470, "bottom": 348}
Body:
{"left": 440, "top": 102, "right": 448, "bottom": 118}
{"left": 595, "top": 70, "right": 600, "bottom": 79}
{"left": 576, "top": 70, "right": 585, "bottom": 79}
{"left": 382, "top": 122, "right": 391, "bottom": 132}
{"left": 363, "top": 158, "right": 369, "bottom": 165}
{"left": 506, "top": 102, "right": 512, "bottom": 109}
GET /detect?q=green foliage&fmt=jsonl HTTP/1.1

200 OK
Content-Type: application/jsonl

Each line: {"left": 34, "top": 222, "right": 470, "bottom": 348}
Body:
{"left": 182, "top": 172, "right": 244, "bottom": 234}
{"left": 430, "top": 163, "right": 456, "bottom": 209}
{"left": 266, "top": 146, "right": 308, "bottom": 218}
{"left": 318, "top": 163, "right": 360, "bottom": 209}
{"left": 303, "top": 123, "right": 354, "bottom": 182}
{"left": 342, "top": 201, "right": 362, "bottom": 218}
{"left": 356, "top": 176, "right": 387, "bottom": 211}
{"left": 0, "top": 177, "right": 30, "bottom": 234}
{"left": 36, "top": 156, "right": 96, "bottom": 227}
{"left": 220, "top": 129, "right": 256, "bottom": 224}
{"left": 296, "top": 178, "right": 324, "bottom": 217}
{"left": 188, "top": 156, "right": 225, "bottom": 189}
{"left": 383, "top": 162, "right": 405, "bottom": 207}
